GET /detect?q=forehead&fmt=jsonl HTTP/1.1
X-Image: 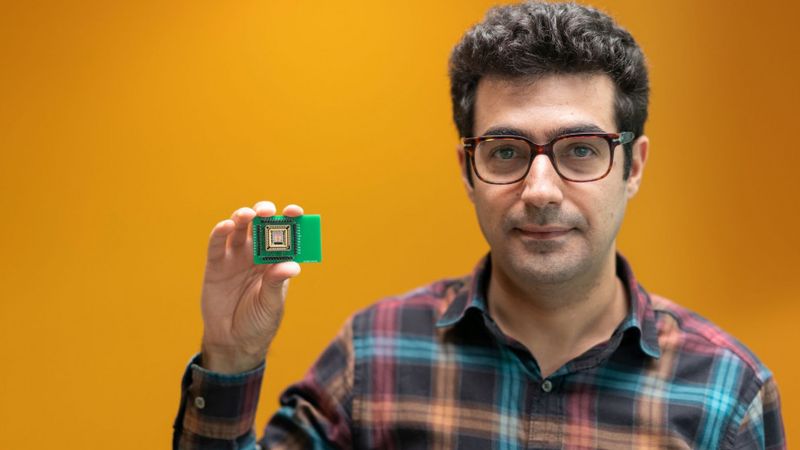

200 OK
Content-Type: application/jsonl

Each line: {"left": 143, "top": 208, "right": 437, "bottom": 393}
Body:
{"left": 473, "top": 73, "right": 617, "bottom": 139}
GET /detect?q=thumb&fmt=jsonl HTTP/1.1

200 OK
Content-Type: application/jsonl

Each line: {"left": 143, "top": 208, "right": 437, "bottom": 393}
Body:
{"left": 259, "top": 261, "right": 301, "bottom": 306}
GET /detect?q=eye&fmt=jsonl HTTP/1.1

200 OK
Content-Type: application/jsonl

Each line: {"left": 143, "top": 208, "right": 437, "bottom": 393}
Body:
{"left": 570, "top": 145, "right": 598, "bottom": 158}
{"left": 491, "top": 146, "right": 520, "bottom": 160}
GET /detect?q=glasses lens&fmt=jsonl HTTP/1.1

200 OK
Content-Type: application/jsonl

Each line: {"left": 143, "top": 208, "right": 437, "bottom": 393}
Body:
{"left": 474, "top": 138, "right": 531, "bottom": 183}
{"left": 553, "top": 135, "right": 612, "bottom": 181}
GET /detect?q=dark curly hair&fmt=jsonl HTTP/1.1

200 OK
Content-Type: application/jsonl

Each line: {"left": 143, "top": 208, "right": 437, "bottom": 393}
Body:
{"left": 449, "top": 1, "right": 649, "bottom": 179}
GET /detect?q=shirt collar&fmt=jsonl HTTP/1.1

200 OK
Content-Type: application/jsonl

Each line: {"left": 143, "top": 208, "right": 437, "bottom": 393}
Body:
{"left": 435, "top": 254, "right": 490, "bottom": 328}
{"left": 435, "top": 253, "right": 661, "bottom": 359}
{"left": 615, "top": 253, "right": 661, "bottom": 358}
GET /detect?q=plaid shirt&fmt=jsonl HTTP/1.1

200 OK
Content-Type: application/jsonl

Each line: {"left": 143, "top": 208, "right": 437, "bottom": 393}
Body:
{"left": 174, "top": 254, "right": 785, "bottom": 449}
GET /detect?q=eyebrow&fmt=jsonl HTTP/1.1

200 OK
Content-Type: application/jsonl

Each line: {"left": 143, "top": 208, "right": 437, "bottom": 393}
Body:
{"left": 482, "top": 123, "right": 608, "bottom": 142}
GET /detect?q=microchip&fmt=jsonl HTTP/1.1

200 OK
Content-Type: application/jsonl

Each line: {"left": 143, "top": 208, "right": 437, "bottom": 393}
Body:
{"left": 252, "top": 214, "right": 322, "bottom": 264}
{"left": 266, "top": 226, "right": 291, "bottom": 251}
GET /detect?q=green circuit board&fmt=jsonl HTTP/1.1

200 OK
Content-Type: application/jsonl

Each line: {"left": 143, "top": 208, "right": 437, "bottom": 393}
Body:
{"left": 252, "top": 215, "right": 322, "bottom": 264}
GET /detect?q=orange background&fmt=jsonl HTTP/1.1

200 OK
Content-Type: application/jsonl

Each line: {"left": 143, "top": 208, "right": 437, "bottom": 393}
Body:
{"left": 1, "top": 1, "right": 798, "bottom": 448}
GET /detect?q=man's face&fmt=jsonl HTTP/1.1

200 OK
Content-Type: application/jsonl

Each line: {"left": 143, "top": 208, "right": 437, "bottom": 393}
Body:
{"left": 459, "top": 74, "right": 648, "bottom": 287}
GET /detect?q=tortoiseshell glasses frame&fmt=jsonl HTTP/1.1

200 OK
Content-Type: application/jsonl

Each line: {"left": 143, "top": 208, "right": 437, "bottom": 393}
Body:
{"left": 461, "top": 131, "right": 635, "bottom": 184}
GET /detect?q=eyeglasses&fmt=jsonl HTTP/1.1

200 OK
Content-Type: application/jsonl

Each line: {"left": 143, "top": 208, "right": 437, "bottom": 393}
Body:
{"left": 462, "top": 131, "right": 635, "bottom": 184}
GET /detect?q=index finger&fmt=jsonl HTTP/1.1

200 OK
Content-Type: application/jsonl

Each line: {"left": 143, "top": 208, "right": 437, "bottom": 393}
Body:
{"left": 253, "top": 201, "right": 277, "bottom": 217}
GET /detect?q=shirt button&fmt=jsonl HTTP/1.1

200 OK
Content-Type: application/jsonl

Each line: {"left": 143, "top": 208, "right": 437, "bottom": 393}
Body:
{"left": 194, "top": 396, "right": 206, "bottom": 409}
{"left": 541, "top": 379, "right": 553, "bottom": 393}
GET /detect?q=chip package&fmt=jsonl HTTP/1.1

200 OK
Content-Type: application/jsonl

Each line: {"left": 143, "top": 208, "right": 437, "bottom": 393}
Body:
{"left": 252, "top": 215, "right": 322, "bottom": 264}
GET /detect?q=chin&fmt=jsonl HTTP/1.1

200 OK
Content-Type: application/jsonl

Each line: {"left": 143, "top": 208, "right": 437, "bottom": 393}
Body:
{"left": 502, "top": 246, "right": 590, "bottom": 285}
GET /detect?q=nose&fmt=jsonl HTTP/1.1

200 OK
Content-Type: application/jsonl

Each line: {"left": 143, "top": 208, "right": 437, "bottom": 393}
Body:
{"left": 520, "top": 154, "right": 564, "bottom": 207}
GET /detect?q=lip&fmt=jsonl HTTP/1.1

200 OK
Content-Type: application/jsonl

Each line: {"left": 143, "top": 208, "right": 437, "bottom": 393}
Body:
{"left": 514, "top": 226, "right": 573, "bottom": 239}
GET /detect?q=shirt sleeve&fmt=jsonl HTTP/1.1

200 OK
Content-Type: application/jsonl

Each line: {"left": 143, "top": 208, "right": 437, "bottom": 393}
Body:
{"left": 173, "top": 353, "right": 266, "bottom": 450}
{"left": 173, "top": 317, "right": 356, "bottom": 450}
{"left": 731, "top": 376, "right": 786, "bottom": 450}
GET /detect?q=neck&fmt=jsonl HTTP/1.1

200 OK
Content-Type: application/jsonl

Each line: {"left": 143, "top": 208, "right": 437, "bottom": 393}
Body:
{"left": 487, "top": 250, "right": 628, "bottom": 378}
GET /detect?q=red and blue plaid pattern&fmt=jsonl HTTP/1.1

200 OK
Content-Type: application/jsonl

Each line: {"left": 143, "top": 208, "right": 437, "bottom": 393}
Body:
{"left": 174, "top": 254, "right": 785, "bottom": 449}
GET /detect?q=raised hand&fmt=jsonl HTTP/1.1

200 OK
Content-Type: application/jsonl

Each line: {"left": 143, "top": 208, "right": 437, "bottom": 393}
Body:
{"left": 198, "top": 201, "right": 303, "bottom": 374}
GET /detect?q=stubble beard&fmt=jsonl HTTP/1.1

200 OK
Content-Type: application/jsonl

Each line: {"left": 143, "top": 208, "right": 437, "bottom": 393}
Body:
{"left": 505, "top": 238, "right": 591, "bottom": 285}
{"left": 491, "top": 205, "right": 594, "bottom": 286}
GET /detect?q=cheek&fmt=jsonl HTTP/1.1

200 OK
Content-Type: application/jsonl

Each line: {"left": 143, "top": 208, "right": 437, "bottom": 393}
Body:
{"left": 473, "top": 191, "right": 498, "bottom": 227}
{"left": 571, "top": 183, "right": 626, "bottom": 231}
{"left": 473, "top": 187, "right": 514, "bottom": 232}
{"left": 590, "top": 186, "right": 628, "bottom": 236}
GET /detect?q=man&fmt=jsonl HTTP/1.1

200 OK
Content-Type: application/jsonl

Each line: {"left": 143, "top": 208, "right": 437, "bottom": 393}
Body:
{"left": 174, "top": 2, "right": 785, "bottom": 448}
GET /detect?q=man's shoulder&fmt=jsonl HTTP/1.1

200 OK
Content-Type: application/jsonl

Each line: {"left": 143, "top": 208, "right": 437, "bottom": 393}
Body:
{"left": 348, "top": 274, "right": 472, "bottom": 335}
{"left": 648, "top": 293, "right": 773, "bottom": 383}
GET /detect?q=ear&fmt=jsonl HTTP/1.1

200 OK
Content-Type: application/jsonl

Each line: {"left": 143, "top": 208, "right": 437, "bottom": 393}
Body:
{"left": 457, "top": 145, "right": 475, "bottom": 203}
{"left": 625, "top": 135, "right": 649, "bottom": 199}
